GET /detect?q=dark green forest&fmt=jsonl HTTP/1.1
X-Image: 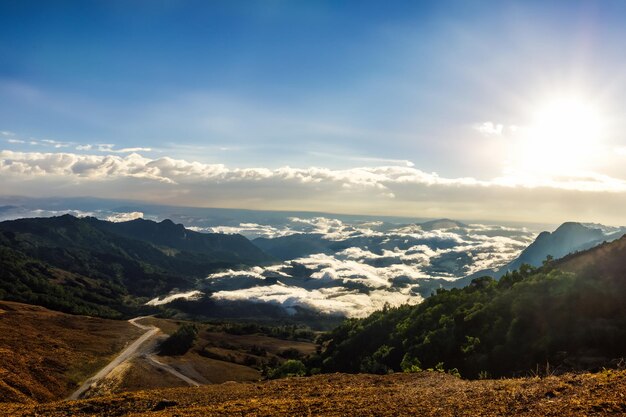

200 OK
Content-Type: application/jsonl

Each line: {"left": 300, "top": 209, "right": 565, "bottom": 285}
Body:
{"left": 0, "top": 215, "right": 271, "bottom": 318}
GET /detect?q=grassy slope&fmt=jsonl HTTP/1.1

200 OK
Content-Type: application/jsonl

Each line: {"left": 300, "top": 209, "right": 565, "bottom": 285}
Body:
{"left": 0, "top": 301, "right": 143, "bottom": 403}
{"left": 3, "top": 371, "right": 626, "bottom": 416}
{"left": 0, "top": 304, "right": 317, "bottom": 403}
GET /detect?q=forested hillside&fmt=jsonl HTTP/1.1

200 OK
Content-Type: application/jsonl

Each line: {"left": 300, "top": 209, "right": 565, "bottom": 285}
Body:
{"left": 0, "top": 215, "right": 270, "bottom": 318}
{"left": 314, "top": 236, "right": 626, "bottom": 378}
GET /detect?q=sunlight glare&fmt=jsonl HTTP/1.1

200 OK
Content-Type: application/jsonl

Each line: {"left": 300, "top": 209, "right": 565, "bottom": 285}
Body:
{"left": 514, "top": 95, "right": 605, "bottom": 176}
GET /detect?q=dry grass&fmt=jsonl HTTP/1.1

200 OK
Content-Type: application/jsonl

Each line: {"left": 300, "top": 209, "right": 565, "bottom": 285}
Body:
{"left": 0, "top": 301, "right": 143, "bottom": 403}
{"left": 3, "top": 303, "right": 626, "bottom": 415}
{"left": 4, "top": 371, "right": 626, "bottom": 416}
{"left": 135, "top": 316, "right": 316, "bottom": 383}
{"left": 0, "top": 306, "right": 318, "bottom": 404}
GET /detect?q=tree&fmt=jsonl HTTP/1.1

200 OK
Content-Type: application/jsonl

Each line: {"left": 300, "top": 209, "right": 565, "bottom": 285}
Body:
{"left": 267, "top": 359, "right": 307, "bottom": 379}
{"left": 159, "top": 323, "right": 198, "bottom": 356}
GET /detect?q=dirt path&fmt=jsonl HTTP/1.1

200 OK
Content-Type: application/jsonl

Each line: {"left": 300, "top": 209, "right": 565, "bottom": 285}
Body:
{"left": 67, "top": 316, "right": 200, "bottom": 400}
{"left": 145, "top": 354, "right": 201, "bottom": 387}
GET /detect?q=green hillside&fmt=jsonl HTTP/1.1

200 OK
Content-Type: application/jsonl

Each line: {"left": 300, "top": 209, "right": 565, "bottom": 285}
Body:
{"left": 0, "top": 215, "right": 271, "bottom": 318}
{"left": 314, "top": 237, "right": 626, "bottom": 378}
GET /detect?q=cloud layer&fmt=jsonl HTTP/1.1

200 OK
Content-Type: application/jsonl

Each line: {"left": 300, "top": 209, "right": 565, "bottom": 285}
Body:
{"left": 190, "top": 217, "right": 535, "bottom": 318}
{"left": 4, "top": 149, "right": 626, "bottom": 224}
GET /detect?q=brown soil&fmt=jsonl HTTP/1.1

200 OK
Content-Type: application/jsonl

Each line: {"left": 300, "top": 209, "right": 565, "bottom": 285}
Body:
{"left": 4, "top": 370, "right": 626, "bottom": 416}
{"left": 0, "top": 301, "right": 143, "bottom": 403}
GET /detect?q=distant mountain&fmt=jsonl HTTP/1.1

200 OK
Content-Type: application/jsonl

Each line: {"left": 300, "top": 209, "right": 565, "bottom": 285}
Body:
{"left": 500, "top": 222, "right": 626, "bottom": 274}
{"left": 0, "top": 215, "right": 271, "bottom": 318}
{"left": 253, "top": 234, "right": 334, "bottom": 260}
{"left": 254, "top": 218, "right": 470, "bottom": 261}
{"left": 85, "top": 217, "right": 271, "bottom": 264}
{"left": 419, "top": 218, "right": 466, "bottom": 231}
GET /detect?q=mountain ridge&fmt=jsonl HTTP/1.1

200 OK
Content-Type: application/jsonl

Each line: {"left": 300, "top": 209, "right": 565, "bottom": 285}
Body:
{"left": 0, "top": 215, "right": 272, "bottom": 318}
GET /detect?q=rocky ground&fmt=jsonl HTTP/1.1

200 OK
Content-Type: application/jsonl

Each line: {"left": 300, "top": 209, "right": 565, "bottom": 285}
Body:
{"left": 4, "top": 370, "right": 626, "bottom": 416}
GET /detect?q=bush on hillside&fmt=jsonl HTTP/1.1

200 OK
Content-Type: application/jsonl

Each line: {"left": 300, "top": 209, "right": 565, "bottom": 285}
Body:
{"left": 159, "top": 323, "right": 198, "bottom": 356}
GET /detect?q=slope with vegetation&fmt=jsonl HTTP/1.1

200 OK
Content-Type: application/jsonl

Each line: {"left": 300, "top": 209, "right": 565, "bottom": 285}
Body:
{"left": 0, "top": 215, "right": 271, "bottom": 318}
{"left": 314, "top": 235, "right": 626, "bottom": 378}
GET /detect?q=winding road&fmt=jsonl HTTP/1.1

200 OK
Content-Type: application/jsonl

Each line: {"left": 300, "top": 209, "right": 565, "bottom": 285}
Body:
{"left": 67, "top": 316, "right": 200, "bottom": 400}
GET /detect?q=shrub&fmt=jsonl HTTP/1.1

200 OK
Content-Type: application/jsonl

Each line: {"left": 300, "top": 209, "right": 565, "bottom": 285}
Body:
{"left": 267, "top": 359, "right": 307, "bottom": 379}
{"left": 159, "top": 323, "right": 198, "bottom": 356}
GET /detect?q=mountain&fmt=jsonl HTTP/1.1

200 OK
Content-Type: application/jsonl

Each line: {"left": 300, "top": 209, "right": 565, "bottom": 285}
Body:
{"left": 419, "top": 218, "right": 466, "bottom": 231}
{"left": 500, "top": 222, "right": 625, "bottom": 274}
{"left": 85, "top": 217, "right": 271, "bottom": 264}
{"left": 252, "top": 234, "right": 335, "bottom": 260}
{"left": 315, "top": 233, "right": 626, "bottom": 378}
{"left": 0, "top": 215, "right": 271, "bottom": 318}
{"left": 253, "top": 218, "right": 470, "bottom": 261}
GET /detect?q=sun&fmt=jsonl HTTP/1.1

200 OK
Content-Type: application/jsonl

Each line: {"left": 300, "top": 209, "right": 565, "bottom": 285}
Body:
{"left": 512, "top": 95, "right": 606, "bottom": 176}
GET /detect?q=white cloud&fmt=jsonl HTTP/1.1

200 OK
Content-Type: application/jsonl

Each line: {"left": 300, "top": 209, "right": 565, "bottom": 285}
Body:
{"left": 7, "top": 139, "right": 25, "bottom": 144}
{"left": 195, "top": 220, "right": 536, "bottom": 317}
{"left": 40, "top": 139, "right": 71, "bottom": 148}
{"left": 3, "top": 149, "right": 626, "bottom": 225}
{"left": 211, "top": 282, "right": 422, "bottom": 318}
{"left": 3, "top": 149, "right": 626, "bottom": 194}
{"left": 97, "top": 144, "right": 153, "bottom": 153}
{"left": 476, "top": 121, "right": 504, "bottom": 136}
{"left": 200, "top": 223, "right": 299, "bottom": 240}
{"left": 146, "top": 290, "right": 203, "bottom": 306}
{"left": 106, "top": 211, "right": 144, "bottom": 222}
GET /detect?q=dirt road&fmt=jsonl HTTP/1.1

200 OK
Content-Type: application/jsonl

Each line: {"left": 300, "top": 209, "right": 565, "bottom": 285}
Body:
{"left": 67, "top": 316, "right": 200, "bottom": 400}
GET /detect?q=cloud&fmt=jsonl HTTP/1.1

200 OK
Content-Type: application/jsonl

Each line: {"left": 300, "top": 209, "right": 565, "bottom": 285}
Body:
{"left": 475, "top": 121, "right": 504, "bottom": 136}
{"left": 0, "top": 149, "right": 477, "bottom": 189}
{"left": 146, "top": 290, "right": 203, "bottom": 306}
{"left": 97, "top": 144, "right": 153, "bottom": 153}
{"left": 197, "top": 223, "right": 299, "bottom": 240}
{"left": 211, "top": 282, "right": 422, "bottom": 318}
{"left": 194, "top": 220, "right": 536, "bottom": 317}
{"left": 40, "top": 139, "right": 71, "bottom": 148}
{"left": 7, "top": 139, "right": 25, "bottom": 144}
{"left": 106, "top": 211, "right": 144, "bottom": 222}
{"left": 3, "top": 149, "right": 626, "bottom": 225}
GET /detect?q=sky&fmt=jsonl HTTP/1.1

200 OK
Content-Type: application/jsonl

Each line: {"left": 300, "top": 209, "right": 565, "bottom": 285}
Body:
{"left": 3, "top": 0, "right": 626, "bottom": 224}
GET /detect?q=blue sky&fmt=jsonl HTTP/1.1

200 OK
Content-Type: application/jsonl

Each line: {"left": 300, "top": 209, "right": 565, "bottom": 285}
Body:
{"left": 3, "top": 1, "right": 626, "bottom": 223}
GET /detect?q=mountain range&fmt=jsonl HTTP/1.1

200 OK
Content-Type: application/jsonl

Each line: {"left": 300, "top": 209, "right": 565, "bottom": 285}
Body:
{"left": 0, "top": 215, "right": 271, "bottom": 318}
{"left": 1, "top": 211, "right": 625, "bottom": 324}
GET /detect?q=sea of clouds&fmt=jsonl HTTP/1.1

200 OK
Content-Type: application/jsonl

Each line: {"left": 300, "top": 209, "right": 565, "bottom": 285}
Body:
{"left": 154, "top": 217, "right": 537, "bottom": 318}
{"left": 0, "top": 203, "right": 536, "bottom": 318}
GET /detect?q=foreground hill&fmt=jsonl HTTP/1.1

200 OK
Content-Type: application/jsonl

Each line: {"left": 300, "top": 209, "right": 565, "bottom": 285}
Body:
{"left": 0, "top": 301, "right": 316, "bottom": 404}
{"left": 0, "top": 215, "right": 271, "bottom": 317}
{"left": 0, "top": 301, "right": 143, "bottom": 403}
{"left": 3, "top": 371, "right": 626, "bottom": 416}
